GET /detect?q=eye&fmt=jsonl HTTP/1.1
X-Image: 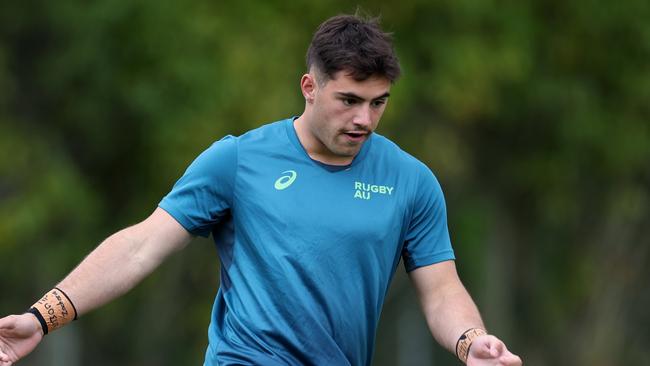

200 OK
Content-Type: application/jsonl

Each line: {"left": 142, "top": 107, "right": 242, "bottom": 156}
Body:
{"left": 371, "top": 99, "right": 386, "bottom": 108}
{"left": 342, "top": 98, "right": 358, "bottom": 106}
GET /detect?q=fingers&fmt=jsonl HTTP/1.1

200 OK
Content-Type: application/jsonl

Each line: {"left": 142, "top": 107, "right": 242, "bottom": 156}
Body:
{"left": 0, "top": 347, "right": 10, "bottom": 364}
{"left": 0, "top": 337, "right": 17, "bottom": 366}
{"left": 499, "top": 353, "right": 522, "bottom": 366}
{"left": 0, "top": 315, "right": 17, "bottom": 330}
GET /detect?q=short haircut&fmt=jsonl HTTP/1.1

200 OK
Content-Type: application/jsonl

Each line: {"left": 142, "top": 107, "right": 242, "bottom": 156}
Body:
{"left": 306, "top": 14, "right": 401, "bottom": 84}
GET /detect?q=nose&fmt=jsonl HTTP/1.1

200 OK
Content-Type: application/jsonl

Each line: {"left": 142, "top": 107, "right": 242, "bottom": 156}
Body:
{"left": 352, "top": 106, "right": 372, "bottom": 129}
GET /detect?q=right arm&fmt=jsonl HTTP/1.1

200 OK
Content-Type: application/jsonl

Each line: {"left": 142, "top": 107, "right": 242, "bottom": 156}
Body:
{"left": 58, "top": 207, "right": 193, "bottom": 316}
{"left": 0, "top": 207, "right": 192, "bottom": 365}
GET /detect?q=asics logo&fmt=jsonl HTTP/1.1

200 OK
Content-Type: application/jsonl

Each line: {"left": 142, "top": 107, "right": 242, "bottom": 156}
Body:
{"left": 274, "top": 170, "right": 297, "bottom": 190}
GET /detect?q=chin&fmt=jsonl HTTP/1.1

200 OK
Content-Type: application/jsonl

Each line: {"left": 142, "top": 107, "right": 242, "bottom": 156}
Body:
{"left": 335, "top": 147, "right": 361, "bottom": 158}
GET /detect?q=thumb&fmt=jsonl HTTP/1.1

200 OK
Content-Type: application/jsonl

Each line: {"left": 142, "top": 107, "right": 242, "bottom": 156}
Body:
{"left": 487, "top": 338, "right": 504, "bottom": 358}
{"left": 472, "top": 339, "right": 495, "bottom": 358}
{"left": 470, "top": 335, "right": 504, "bottom": 359}
{"left": 490, "top": 340, "right": 505, "bottom": 357}
{"left": 0, "top": 315, "right": 17, "bottom": 330}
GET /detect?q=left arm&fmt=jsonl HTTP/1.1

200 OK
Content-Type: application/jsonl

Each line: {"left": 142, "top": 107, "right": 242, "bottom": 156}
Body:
{"left": 409, "top": 260, "right": 522, "bottom": 365}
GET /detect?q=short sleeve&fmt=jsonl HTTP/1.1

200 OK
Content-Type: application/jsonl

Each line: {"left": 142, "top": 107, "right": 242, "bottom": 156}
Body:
{"left": 158, "top": 135, "right": 237, "bottom": 237}
{"left": 402, "top": 163, "right": 455, "bottom": 272}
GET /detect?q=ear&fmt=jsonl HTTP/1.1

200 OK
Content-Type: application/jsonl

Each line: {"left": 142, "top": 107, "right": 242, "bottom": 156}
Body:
{"left": 300, "top": 73, "right": 317, "bottom": 104}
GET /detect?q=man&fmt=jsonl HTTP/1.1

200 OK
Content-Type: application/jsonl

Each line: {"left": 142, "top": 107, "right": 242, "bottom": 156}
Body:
{"left": 0, "top": 14, "right": 522, "bottom": 366}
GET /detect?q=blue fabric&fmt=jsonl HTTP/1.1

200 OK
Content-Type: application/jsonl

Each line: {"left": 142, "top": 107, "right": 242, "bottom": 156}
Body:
{"left": 159, "top": 118, "right": 455, "bottom": 366}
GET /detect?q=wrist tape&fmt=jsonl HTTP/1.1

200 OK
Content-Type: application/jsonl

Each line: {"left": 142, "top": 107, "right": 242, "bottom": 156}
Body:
{"left": 28, "top": 287, "right": 78, "bottom": 335}
{"left": 455, "top": 327, "right": 487, "bottom": 363}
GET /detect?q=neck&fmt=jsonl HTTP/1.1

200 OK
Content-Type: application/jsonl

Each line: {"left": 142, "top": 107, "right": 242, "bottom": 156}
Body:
{"left": 293, "top": 113, "right": 354, "bottom": 166}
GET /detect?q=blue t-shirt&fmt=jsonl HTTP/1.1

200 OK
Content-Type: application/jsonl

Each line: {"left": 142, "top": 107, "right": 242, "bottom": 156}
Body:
{"left": 159, "top": 118, "right": 455, "bottom": 366}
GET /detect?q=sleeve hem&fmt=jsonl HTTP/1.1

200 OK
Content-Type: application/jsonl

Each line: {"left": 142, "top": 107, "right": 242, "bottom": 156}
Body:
{"left": 158, "top": 202, "right": 210, "bottom": 238}
{"left": 404, "top": 250, "right": 456, "bottom": 272}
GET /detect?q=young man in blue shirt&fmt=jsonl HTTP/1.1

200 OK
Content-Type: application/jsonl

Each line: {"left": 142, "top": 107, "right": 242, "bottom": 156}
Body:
{"left": 0, "top": 14, "right": 521, "bottom": 366}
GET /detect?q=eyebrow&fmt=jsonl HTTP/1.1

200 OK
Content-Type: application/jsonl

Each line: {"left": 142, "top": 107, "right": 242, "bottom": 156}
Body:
{"left": 335, "top": 92, "right": 391, "bottom": 101}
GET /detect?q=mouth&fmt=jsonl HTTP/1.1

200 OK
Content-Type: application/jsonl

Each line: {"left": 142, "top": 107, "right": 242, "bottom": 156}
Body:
{"left": 342, "top": 131, "right": 368, "bottom": 142}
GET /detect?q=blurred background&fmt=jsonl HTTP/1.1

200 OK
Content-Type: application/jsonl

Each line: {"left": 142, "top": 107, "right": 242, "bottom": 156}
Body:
{"left": 1, "top": 0, "right": 649, "bottom": 365}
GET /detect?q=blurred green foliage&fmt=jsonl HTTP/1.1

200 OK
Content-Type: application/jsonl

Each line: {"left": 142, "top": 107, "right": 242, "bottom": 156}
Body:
{"left": 1, "top": 1, "right": 649, "bottom": 365}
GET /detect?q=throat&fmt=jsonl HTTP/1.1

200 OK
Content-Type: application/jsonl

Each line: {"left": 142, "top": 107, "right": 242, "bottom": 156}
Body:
{"left": 307, "top": 151, "right": 354, "bottom": 166}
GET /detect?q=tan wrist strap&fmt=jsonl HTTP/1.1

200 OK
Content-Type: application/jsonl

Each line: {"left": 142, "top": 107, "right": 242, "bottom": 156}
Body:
{"left": 29, "top": 287, "right": 78, "bottom": 335}
{"left": 455, "top": 327, "right": 487, "bottom": 363}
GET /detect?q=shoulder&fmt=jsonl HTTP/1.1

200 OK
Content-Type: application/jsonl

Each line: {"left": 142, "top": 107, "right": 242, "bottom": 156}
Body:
{"left": 236, "top": 118, "right": 290, "bottom": 144}
{"left": 369, "top": 133, "right": 444, "bottom": 203}
{"left": 370, "top": 133, "right": 436, "bottom": 177}
{"left": 193, "top": 134, "right": 238, "bottom": 167}
{"left": 199, "top": 118, "right": 291, "bottom": 157}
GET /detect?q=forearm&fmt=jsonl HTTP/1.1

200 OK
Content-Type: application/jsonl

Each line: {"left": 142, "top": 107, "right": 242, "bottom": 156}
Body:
{"left": 424, "top": 280, "right": 523, "bottom": 365}
{"left": 420, "top": 280, "right": 484, "bottom": 354}
{"left": 50, "top": 208, "right": 191, "bottom": 317}
{"left": 2, "top": 210, "right": 192, "bottom": 363}
{"left": 57, "top": 228, "right": 161, "bottom": 316}
{"left": 409, "top": 261, "right": 485, "bottom": 354}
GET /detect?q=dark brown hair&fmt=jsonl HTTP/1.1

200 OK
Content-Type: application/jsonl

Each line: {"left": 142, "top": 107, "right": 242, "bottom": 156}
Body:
{"left": 306, "top": 14, "right": 401, "bottom": 83}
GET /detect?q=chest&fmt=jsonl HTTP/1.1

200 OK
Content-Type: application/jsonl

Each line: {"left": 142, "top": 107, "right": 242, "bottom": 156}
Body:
{"left": 233, "top": 156, "right": 410, "bottom": 245}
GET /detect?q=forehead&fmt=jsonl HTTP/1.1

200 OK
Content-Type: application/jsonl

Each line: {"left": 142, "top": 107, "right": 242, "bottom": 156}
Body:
{"left": 323, "top": 71, "right": 391, "bottom": 97}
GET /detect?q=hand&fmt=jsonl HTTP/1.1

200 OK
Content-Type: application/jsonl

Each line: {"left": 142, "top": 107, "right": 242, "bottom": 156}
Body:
{"left": 0, "top": 314, "right": 44, "bottom": 366}
{"left": 467, "top": 334, "right": 522, "bottom": 366}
